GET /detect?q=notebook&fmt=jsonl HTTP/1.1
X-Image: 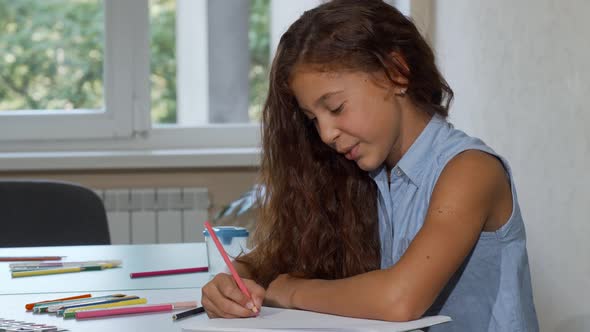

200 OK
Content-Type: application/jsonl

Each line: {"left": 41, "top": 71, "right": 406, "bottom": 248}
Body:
{"left": 183, "top": 307, "right": 451, "bottom": 332}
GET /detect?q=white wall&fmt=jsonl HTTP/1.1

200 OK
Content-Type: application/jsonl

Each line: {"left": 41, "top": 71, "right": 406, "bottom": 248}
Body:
{"left": 431, "top": 1, "right": 590, "bottom": 331}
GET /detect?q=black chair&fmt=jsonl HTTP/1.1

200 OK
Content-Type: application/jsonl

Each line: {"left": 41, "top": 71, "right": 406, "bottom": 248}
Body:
{"left": 0, "top": 180, "right": 110, "bottom": 247}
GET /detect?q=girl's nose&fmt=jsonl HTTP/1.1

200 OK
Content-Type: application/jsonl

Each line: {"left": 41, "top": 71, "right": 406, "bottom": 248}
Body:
{"left": 316, "top": 117, "right": 340, "bottom": 146}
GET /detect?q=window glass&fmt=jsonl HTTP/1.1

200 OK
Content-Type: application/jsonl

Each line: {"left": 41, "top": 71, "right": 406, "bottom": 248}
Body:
{"left": 149, "top": 0, "right": 270, "bottom": 125}
{"left": 0, "top": 0, "right": 104, "bottom": 112}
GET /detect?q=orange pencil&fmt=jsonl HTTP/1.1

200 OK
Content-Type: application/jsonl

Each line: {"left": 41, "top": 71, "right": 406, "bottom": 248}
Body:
{"left": 0, "top": 256, "right": 63, "bottom": 262}
{"left": 25, "top": 294, "right": 92, "bottom": 311}
{"left": 204, "top": 221, "right": 258, "bottom": 314}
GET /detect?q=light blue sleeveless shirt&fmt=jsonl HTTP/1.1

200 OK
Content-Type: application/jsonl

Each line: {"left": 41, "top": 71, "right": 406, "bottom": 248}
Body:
{"left": 370, "top": 115, "right": 539, "bottom": 331}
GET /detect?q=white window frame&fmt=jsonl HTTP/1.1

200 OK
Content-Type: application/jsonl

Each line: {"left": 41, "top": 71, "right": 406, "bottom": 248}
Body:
{"left": 0, "top": 0, "right": 146, "bottom": 141}
{"left": 0, "top": 0, "right": 261, "bottom": 170}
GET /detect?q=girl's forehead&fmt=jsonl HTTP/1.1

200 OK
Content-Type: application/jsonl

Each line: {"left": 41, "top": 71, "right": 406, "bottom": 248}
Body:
{"left": 289, "top": 65, "right": 372, "bottom": 90}
{"left": 293, "top": 73, "right": 342, "bottom": 88}
{"left": 290, "top": 66, "right": 381, "bottom": 91}
{"left": 290, "top": 62, "right": 381, "bottom": 82}
{"left": 291, "top": 64, "right": 343, "bottom": 80}
{"left": 289, "top": 69, "right": 344, "bottom": 96}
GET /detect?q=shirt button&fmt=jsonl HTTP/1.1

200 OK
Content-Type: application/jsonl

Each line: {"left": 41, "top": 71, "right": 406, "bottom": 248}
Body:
{"left": 394, "top": 167, "right": 403, "bottom": 177}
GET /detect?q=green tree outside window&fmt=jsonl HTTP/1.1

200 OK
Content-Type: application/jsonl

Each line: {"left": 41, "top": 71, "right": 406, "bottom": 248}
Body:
{"left": 0, "top": 0, "right": 270, "bottom": 125}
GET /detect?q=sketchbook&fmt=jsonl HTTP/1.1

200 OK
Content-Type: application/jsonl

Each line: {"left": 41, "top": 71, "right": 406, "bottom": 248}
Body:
{"left": 182, "top": 307, "right": 451, "bottom": 332}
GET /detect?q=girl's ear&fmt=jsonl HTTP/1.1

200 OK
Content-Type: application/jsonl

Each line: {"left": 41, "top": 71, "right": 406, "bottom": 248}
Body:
{"left": 386, "top": 52, "right": 410, "bottom": 93}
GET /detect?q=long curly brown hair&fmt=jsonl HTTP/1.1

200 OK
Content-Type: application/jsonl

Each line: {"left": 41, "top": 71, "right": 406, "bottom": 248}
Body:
{"left": 237, "top": 0, "right": 454, "bottom": 288}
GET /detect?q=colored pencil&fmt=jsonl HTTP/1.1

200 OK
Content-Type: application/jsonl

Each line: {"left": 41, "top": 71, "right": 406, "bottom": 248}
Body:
{"left": 204, "top": 221, "right": 258, "bottom": 313}
{"left": 75, "top": 301, "right": 198, "bottom": 319}
{"left": 63, "top": 298, "right": 148, "bottom": 319}
{"left": 26, "top": 294, "right": 91, "bottom": 311}
{"left": 55, "top": 296, "right": 140, "bottom": 315}
{"left": 129, "top": 266, "right": 208, "bottom": 278}
{"left": 11, "top": 260, "right": 122, "bottom": 271}
{"left": 34, "top": 294, "right": 127, "bottom": 313}
{"left": 0, "top": 256, "right": 63, "bottom": 262}
{"left": 12, "top": 263, "right": 117, "bottom": 278}
{"left": 173, "top": 306, "right": 206, "bottom": 321}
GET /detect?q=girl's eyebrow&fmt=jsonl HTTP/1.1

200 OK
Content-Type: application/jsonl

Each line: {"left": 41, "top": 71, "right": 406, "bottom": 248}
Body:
{"left": 313, "top": 90, "right": 344, "bottom": 108}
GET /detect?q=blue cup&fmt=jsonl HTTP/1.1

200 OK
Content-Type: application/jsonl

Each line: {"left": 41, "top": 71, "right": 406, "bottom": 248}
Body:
{"left": 203, "top": 226, "right": 249, "bottom": 276}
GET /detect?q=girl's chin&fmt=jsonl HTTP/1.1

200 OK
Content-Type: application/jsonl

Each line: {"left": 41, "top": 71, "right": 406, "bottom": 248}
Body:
{"left": 355, "top": 158, "right": 380, "bottom": 172}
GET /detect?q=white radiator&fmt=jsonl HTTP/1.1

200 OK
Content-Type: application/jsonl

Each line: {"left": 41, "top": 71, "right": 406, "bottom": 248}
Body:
{"left": 94, "top": 187, "right": 210, "bottom": 245}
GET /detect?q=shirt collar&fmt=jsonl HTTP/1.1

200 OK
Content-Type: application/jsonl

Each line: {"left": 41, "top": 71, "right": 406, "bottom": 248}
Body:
{"left": 370, "top": 114, "right": 447, "bottom": 187}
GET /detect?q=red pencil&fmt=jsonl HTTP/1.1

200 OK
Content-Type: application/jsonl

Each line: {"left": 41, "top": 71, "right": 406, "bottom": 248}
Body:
{"left": 0, "top": 256, "right": 63, "bottom": 262}
{"left": 25, "top": 294, "right": 92, "bottom": 311}
{"left": 129, "top": 267, "right": 208, "bottom": 278}
{"left": 204, "top": 221, "right": 258, "bottom": 313}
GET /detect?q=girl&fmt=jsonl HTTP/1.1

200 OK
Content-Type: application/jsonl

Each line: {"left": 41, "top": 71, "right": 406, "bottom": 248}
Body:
{"left": 201, "top": 1, "right": 539, "bottom": 331}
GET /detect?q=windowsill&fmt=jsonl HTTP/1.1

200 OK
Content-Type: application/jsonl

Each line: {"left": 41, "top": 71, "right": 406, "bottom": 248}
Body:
{"left": 0, "top": 148, "right": 261, "bottom": 171}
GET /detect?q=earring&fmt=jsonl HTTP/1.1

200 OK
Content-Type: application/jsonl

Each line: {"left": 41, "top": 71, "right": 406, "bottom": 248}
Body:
{"left": 398, "top": 87, "right": 407, "bottom": 96}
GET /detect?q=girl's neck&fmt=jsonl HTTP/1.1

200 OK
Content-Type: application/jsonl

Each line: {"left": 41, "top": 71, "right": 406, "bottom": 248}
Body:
{"left": 385, "top": 103, "right": 433, "bottom": 169}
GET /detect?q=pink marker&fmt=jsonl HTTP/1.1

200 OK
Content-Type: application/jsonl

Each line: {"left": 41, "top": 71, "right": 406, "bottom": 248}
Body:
{"left": 129, "top": 267, "right": 208, "bottom": 278}
{"left": 75, "top": 301, "right": 198, "bottom": 319}
{"left": 204, "top": 221, "right": 258, "bottom": 314}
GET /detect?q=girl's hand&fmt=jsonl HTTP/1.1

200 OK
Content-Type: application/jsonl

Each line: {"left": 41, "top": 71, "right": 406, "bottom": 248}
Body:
{"left": 265, "top": 273, "right": 303, "bottom": 309}
{"left": 201, "top": 273, "right": 265, "bottom": 318}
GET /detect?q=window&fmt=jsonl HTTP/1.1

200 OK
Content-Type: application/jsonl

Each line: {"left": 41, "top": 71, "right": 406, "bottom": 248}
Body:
{"left": 150, "top": 0, "right": 270, "bottom": 126}
{"left": 0, "top": 0, "right": 271, "bottom": 150}
{"left": 4, "top": 1, "right": 407, "bottom": 169}
{"left": 0, "top": 0, "right": 148, "bottom": 143}
{"left": 0, "top": 1, "right": 104, "bottom": 112}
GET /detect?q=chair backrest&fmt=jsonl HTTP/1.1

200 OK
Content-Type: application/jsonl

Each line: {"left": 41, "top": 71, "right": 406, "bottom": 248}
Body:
{"left": 0, "top": 180, "right": 110, "bottom": 247}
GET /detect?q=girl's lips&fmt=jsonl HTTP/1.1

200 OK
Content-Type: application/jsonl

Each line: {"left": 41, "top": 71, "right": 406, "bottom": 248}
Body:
{"left": 345, "top": 144, "right": 360, "bottom": 160}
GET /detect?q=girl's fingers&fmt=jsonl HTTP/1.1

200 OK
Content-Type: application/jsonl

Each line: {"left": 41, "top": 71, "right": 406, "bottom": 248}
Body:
{"left": 202, "top": 275, "right": 246, "bottom": 318}
{"left": 201, "top": 295, "right": 241, "bottom": 319}
{"left": 201, "top": 295, "right": 221, "bottom": 318}
{"left": 218, "top": 275, "right": 253, "bottom": 308}
{"left": 202, "top": 273, "right": 264, "bottom": 317}
{"left": 209, "top": 279, "right": 258, "bottom": 317}
{"left": 244, "top": 279, "right": 266, "bottom": 309}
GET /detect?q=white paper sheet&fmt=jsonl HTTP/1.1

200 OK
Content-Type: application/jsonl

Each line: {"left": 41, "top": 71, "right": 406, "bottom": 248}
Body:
{"left": 182, "top": 307, "right": 451, "bottom": 332}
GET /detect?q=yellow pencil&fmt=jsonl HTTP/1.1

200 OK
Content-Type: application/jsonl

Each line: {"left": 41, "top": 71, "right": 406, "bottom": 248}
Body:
{"left": 11, "top": 263, "right": 115, "bottom": 278}
{"left": 63, "top": 298, "right": 148, "bottom": 318}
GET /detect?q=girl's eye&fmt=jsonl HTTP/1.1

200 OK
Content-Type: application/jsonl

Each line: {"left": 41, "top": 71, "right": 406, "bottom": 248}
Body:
{"left": 330, "top": 104, "right": 344, "bottom": 113}
{"left": 305, "top": 116, "right": 317, "bottom": 124}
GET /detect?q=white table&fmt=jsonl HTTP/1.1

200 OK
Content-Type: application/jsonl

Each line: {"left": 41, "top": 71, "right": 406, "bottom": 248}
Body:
{"left": 0, "top": 243, "right": 210, "bottom": 295}
{"left": 0, "top": 244, "right": 424, "bottom": 332}
{"left": 0, "top": 288, "right": 210, "bottom": 331}
{"left": 0, "top": 243, "right": 211, "bottom": 331}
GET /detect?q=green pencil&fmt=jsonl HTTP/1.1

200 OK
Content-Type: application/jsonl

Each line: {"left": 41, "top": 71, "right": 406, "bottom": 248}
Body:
{"left": 12, "top": 263, "right": 116, "bottom": 278}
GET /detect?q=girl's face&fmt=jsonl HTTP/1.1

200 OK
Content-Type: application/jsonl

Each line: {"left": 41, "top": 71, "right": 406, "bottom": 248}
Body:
{"left": 290, "top": 66, "right": 404, "bottom": 171}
